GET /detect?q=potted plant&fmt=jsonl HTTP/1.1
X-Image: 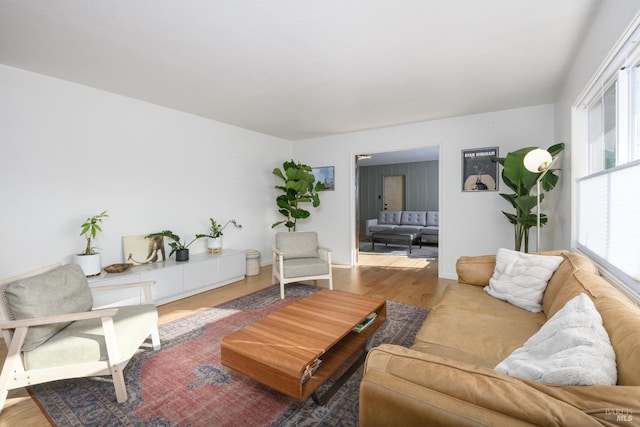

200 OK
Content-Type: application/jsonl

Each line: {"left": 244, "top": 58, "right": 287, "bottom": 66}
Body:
{"left": 145, "top": 230, "right": 198, "bottom": 261}
{"left": 74, "top": 210, "right": 109, "bottom": 276}
{"left": 196, "top": 218, "right": 242, "bottom": 253}
{"left": 271, "top": 160, "right": 324, "bottom": 231}
{"left": 493, "top": 143, "right": 564, "bottom": 253}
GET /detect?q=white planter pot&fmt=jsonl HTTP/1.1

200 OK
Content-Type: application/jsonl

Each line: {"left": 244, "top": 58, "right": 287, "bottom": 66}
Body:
{"left": 208, "top": 237, "right": 222, "bottom": 253}
{"left": 73, "top": 253, "right": 102, "bottom": 277}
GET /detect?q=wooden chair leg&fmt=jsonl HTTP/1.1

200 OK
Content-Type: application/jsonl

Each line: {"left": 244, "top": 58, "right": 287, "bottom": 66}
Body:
{"left": 150, "top": 326, "right": 161, "bottom": 350}
{"left": 111, "top": 366, "right": 128, "bottom": 403}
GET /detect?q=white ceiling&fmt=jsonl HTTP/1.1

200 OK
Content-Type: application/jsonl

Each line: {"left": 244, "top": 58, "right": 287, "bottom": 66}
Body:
{"left": 0, "top": 0, "right": 600, "bottom": 141}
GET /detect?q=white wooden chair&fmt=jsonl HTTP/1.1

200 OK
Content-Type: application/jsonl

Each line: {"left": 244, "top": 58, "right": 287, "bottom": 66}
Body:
{"left": 272, "top": 231, "right": 333, "bottom": 299}
{"left": 0, "top": 263, "right": 161, "bottom": 413}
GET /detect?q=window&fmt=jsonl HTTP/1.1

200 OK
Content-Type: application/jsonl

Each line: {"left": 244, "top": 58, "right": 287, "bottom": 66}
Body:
{"left": 576, "top": 21, "right": 640, "bottom": 296}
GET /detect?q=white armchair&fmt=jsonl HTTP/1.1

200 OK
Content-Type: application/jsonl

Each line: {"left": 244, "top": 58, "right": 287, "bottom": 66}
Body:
{"left": 272, "top": 231, "right": 333, "bottom": 299}
{"left": 0, "top": 263, "right": 160, "bottom": 413}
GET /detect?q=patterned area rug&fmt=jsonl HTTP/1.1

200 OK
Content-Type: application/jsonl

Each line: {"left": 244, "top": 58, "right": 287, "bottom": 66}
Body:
{"left": 29, "top": 284, "right": 430, "bottom": 426}
{"left": 359, "top": 240, "right": 439, "bottom": 259}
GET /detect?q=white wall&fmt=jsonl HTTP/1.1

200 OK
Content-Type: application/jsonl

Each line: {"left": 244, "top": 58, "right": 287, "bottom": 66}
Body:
{"left": 293, "top": 104, "right": 556, "bottom": 279}
{"left": 0, "top": 65, "right": 291, "bottom": 278}
{"left": 554, "top": 0, "right": 640, "bottom": 249}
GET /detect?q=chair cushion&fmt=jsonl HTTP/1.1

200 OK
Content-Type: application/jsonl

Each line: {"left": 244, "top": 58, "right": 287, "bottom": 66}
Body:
{"left": 282, "top": 258, "right": 330, "bottom": 278}
{"left": 378, "top": 211, "right": 402, "bottom": 225}
{"left": 4, "top": 264, "right": 93, "bottom": 351}
{"left": 23, "top": 304, "right": 158, "bottom": 370}
{"left": 400, "top": 211, "right": 427, "bottom": 226}
{"left": 276, "top": 232, "right": 319, "bottom": 259}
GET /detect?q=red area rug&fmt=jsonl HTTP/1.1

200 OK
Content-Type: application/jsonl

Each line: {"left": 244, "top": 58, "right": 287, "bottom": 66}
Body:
{"left": 29, "top": 284, "right": 429, "bottom": 426}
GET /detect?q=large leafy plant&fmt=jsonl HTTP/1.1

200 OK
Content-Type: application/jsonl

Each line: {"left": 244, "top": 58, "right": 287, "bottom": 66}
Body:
{"left": 494, "top": 143, "right": 564, "bottom": 253}
{"left": 271, "top": 160, "right": 324, "bottom": 231}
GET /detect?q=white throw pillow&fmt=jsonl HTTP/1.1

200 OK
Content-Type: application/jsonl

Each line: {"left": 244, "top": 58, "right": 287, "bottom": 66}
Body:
{"left": 495, "top": 293, "right": 617, "bottom": 385}
{"left": 484, "top": 248, "right": 563, "bottom": 312}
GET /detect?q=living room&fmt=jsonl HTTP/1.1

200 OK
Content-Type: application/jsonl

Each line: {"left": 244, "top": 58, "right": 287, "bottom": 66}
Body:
{"left": 1, "top": 0, "right": 631, "bottom": 282}
{"left": 1, "top": 1, "right": 640, "bottom": 425}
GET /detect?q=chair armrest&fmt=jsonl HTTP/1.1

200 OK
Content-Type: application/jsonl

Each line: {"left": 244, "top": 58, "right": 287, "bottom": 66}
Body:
{"left": 272, "top": 247, "right": 284, "bottom": 257}
{"left": 0, "top": 308, "right": 120, "bottom": 330}
{"left": 318, "top": 247, "right": 332, "bottom": 264}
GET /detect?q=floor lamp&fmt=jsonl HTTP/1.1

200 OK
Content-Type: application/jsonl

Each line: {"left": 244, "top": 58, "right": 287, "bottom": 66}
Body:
{"left": 523, "top": 149, "right": 559, "bottom": 252}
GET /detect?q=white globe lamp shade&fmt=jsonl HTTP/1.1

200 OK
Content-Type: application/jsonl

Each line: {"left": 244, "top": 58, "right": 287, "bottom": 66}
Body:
{"left": 524, "top": 149, "right": 553, "bottom": 173}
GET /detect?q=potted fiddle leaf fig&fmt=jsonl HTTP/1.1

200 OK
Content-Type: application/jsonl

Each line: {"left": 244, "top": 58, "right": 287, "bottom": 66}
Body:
{"left": 74, "top": 210, "right": 109, "bottom": 276}
{"left": 271, "top": 160, "right": 324, "bottom": 231}
{"left": 196, "top": 218, "right": 242, "bottom": 253}
{"left": 145, "top": 230, "right": 198, "bottom": 261}
{"left": 493, "top": 143, "right": 564, "bottom": 253}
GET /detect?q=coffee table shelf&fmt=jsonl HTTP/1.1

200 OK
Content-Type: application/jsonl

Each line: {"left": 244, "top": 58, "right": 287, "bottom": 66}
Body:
{"left": 221, "top": 290, "right": 386, "bottom": 401}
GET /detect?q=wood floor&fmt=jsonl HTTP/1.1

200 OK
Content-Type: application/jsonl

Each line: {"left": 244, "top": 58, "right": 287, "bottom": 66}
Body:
{"left": 0, "top": 253, "right": 454, "bottom": 426}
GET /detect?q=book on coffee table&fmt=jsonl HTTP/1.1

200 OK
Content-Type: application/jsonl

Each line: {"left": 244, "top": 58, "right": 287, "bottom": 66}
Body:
{"left": 352, "top": 312, "right": 377, "bottom": 333}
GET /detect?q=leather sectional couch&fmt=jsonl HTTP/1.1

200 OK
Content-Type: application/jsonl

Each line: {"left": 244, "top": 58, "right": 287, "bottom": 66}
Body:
{"left": 360, "top": 250, "right": 640, "bottom": 426}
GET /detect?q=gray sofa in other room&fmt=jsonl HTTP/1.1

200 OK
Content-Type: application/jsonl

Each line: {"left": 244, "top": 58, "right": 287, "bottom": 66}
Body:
{"left": 366, "top": 211, "right": 439, "bottom": 244}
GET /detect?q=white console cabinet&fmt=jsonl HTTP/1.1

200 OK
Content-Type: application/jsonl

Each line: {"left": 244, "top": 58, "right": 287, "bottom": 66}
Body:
{"left": 88, "top": 250, "right": 246, "bottom": 308}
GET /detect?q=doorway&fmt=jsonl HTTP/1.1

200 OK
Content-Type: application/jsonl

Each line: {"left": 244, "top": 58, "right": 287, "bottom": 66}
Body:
{"left": 354, "top": 147, "right": 439, "bottom": 265}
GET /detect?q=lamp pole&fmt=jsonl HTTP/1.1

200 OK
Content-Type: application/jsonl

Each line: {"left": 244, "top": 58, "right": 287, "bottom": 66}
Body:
{"left": 524, "top": 149, "right": 558, "bottom": 253}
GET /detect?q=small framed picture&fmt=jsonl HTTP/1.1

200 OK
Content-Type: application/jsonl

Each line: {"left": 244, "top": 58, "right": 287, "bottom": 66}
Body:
{"left": 312, "top": 166, "right": 335, "bottom": 191}
{"left": 462, "top": 147, "right": 499, "bottom": 192}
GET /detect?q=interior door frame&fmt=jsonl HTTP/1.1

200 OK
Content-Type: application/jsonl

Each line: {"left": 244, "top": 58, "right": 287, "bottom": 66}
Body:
{"left": 351, "top": 147, "right": 440, "bottom": 266}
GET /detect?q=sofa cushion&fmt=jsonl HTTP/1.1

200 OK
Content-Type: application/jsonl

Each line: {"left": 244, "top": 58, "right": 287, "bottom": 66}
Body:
{"left": 368, "top": 224, "right": 396, "bottom": 233}
{"left": 426, "top": 211, "right": 439, "bottom": 227}
{"left": 3, "top": 264, "right": 93, "bottom": 351}
{"left": 495, "top": 293, "right": 617, "bottom": 386}
{"left": 377, "top": 211, "right": 402, "bottom": 225}
{"left": 414, "top": 284, "right": 545, "bottom": 367}
{"left": 400, "top": 211, "right": 427, "bottom": 226}
{"left": 485, "top": 248, "right": 563, "bottom": 313}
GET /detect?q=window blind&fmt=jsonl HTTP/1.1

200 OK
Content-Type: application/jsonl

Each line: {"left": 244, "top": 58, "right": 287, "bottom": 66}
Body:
{"left": 577, "top": 160, "right": 640, "bottom": 293}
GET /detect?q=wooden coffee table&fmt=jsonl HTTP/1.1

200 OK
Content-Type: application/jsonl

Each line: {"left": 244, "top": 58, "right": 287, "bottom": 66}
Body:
{"left": 221, "top": 289, "right": 386, "bottom": 404}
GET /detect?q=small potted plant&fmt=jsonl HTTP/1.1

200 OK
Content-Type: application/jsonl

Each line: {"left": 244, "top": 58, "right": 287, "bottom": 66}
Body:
{"left": 196, "top": 218, "right": 242, "bottom": 253}
{"left": 74, "top": 210, "right": 109, "bottom": 276}
{"left": 145, "top": 230, "right": 198, "bottom": 261}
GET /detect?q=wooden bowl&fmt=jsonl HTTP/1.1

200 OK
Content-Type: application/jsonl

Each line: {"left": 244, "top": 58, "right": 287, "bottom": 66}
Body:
{"left": 104, "top": 263, "right": 133, "bottom": 273}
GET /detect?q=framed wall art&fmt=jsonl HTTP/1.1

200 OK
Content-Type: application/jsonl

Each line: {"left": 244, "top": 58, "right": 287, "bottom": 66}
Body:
{"left": 123, "top": 234, "right": 166, "bottom": 265}
{"left": 461, "top": 147, "right": 499, "bottom": 192}
{"left": 312, "top": 166, "right": 335, "bottom": 191}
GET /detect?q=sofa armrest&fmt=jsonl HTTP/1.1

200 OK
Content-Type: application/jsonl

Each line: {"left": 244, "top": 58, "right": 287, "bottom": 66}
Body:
{"left": 455, "top": 254, "right": 497, "bottom": 286}
{"left": 360, "top": 344, "right": 604, "bottom": 427}
{"left": 365, "top": 219, "right": 378, "bottom": 236}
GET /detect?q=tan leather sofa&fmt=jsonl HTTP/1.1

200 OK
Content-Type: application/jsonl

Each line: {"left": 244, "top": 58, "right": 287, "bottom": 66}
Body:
{"left": 360, "top": 251, "right": 640, "bottom": 426}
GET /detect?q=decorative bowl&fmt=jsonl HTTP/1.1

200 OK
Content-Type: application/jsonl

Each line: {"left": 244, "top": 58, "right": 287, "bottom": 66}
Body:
{"left": 104, "top": 263, "right": 133, "bottom": 273}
